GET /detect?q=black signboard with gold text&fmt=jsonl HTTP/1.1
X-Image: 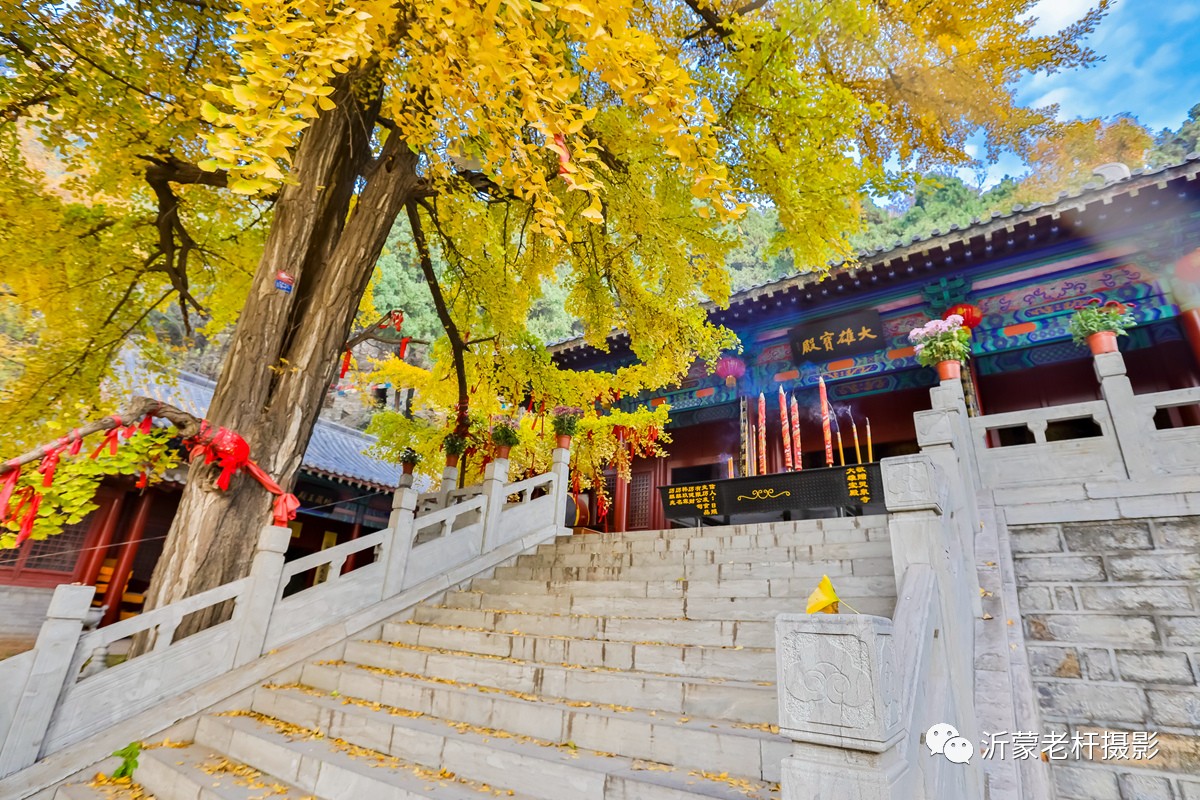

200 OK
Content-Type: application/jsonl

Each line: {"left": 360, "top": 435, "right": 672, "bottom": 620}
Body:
{"left": 660, "top": 464, "right": 883, "bottom": 524}
{"left": 789, "top": 310, "right": 883, "bottom": 363}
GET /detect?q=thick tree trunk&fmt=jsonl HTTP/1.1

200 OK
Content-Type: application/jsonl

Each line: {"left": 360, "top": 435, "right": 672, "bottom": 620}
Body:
{"left": 142, "top": 73, "right": 420, "bottom": 638}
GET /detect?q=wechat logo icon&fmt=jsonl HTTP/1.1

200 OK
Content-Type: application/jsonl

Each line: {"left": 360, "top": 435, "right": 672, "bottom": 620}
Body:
{"left": 927, "top": 723, "right": 973, "bottom": 765}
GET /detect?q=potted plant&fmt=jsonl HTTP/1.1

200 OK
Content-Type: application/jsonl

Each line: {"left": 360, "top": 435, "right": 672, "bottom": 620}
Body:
{"left": 399, "top": 447, "right": 421, "bottom": 474}
{"left": 551, "top": 406, "right": 584, "bottom": 448}
{"left": 443, "top": 432, "right": 467, "bottom": 467}
{"left": 908, "top": 314, "right": 972, "bottom": 381}
{"left": 490, "top": 417, "right": 520, "bottom": 459}
{"left": 1068, "top": 300, "right": 1136, "bottom": 355}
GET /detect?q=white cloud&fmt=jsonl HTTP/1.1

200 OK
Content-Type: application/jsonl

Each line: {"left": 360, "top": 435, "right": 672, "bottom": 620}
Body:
{"left": 1027, "top": 0, "right": 1101, "bottom": 35}
{"left": 1014, "top": 0, "right": 1200, "bottom": 131}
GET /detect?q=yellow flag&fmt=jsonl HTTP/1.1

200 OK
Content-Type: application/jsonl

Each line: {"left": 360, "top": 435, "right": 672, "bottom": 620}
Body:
{"left": 806, "top": 575, "right": 841, "bottom": 614}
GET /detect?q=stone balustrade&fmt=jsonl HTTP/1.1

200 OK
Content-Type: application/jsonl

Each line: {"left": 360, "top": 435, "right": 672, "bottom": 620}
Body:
{"left": 967, "top": 351, "right": 1200, "bottom": 491}
{"left": 0, "top": 448, "right": 571, "bottom": 780}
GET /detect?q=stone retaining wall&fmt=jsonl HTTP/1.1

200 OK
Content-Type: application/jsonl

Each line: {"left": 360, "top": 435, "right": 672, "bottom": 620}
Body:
{"left": 1010, "top": 516, "right": 1200, "bottom": 800}
{"left": 0, "top": 586, "right": 53, "bottom": 659}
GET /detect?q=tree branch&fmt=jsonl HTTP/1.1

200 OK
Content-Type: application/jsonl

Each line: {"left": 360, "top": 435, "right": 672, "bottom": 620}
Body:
{"left": 405, "top": 200, "right": 471, "bottom": 437}
{"left": 0, "top": 397, "right": 203, "bottom": 473}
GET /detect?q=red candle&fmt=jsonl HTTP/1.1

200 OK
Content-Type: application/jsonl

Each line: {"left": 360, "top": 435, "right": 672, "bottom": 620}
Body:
{"left": 778, "top": 387, "right": 793, "bottom": 471}
{"left": 790, "top": 395, "right": 802, "bottom": 471}
{"left": 819, "top": 377, "right": 833, "bottom": 467}
{"left": 757, "top": 392, "right": 768, "bottom": 475}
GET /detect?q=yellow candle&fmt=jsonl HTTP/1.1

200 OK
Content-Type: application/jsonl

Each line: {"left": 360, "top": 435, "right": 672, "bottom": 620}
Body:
{"left": 866, "top": 418, "right": 873, "bottom": 463}
{"left": 836, "top": 430, "right": 845, "bottom": 467}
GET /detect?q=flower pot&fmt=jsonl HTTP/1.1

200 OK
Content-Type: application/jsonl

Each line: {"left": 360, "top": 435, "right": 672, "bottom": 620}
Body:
{"left": 556, "top": 434, "right": 572, "bottom": 449}
{"left": 1087, "top": 330, "right": 1118, "bottom": 355}
{"left": 401, "top": 462, "right": 416, "bottom": 475}
{"left": 496, "top": 446, "right": 511, "bottom": 459}
{"left": 936, "top": 360, "right": 962, "bottom": 381}
{"left": 445, "top": 454, "right": 460, "bottom": 468}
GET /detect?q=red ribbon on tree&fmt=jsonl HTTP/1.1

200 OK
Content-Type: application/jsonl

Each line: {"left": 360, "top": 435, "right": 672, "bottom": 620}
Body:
{"left": 398, "top": 337, "right": 410, "bottom": 360}
{"left": 187, "top": 423, "right": 298, "bottom": 526}
{"left": 243, "top": 462, "right": 300, "bottom": 526}
{"left": 189, "top": 422, "right": 250, "bottom": 490}
{"left": 15, "top": 492, "right": 41, "bottom": 547}
{"left": 0, "top": 464, "right": 20, "bottom": 522}
{"left": 37, "top": 444, "right": 63, "bottom": 488}
{"left": 91, "top": 416, "right": 124, "bottom": 459}
{"left": 67, "top": 429, "right": 83, "bottom": 457}
{"left": 339, "top": 350, "right": 353, "bottom": 379}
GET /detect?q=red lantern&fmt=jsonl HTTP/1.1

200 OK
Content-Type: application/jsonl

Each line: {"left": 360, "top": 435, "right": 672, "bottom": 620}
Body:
{"left": 714, "top": 354, "right": 746, "bottom": 389}
{"left": 943, "top": 302, "right": 983, "bottom": 330}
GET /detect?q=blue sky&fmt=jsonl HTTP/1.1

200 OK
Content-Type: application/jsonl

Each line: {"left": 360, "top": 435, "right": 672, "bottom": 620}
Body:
{"left": 1024, "top": 0, "right": 1200, "bottom": 130}
{"left": 971, "top": 0, "right": 1200, "bottom": 183}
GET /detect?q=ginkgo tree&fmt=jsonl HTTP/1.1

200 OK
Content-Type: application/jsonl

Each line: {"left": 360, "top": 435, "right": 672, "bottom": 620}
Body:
{"left": 1, "top": 0, "right": 1108, "bottom": 616}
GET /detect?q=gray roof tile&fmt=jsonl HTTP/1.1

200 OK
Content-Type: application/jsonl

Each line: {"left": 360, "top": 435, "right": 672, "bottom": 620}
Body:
{"left": 125, "top": 370, "right": 401, "bottom": 489}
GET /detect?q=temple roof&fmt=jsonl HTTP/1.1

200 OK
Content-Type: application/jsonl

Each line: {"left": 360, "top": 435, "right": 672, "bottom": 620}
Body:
{"left": 124, "top": 370, "right": 403, "bottom": 491}
{"left": 549, "top": 154, "right": 1200, "bottom": 358}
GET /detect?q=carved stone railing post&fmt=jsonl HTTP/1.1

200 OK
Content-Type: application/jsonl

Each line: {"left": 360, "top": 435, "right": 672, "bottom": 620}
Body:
{"left": 882, "top": 455, "right": 981, "bottom": 795}
{"left": 550, "top": 445, "right": 571, "bottom": 536}
{"left": 382, "top": 486, "right": 419, "bottom": 596}
{"left": 777, "top": 614, "right": 903, "bottom": 749}
{"left": 0, "top": 584, "right": 94, "bottom": 777}
{"left": 914, "top": 378, "right": 983, "bottom": 615}
{"left": 480, "top": 456, "right": 511, "bottom": 551}
{"left": 438, "top": 463, "right": 459, "bottom": 506}
{"left": 1094, "top": 350, "right": 1154, "bottom": 480}
{"left": 775, "top": 613, "right": 904, "bottom": 799}
{"left": 232, "top": 525, "right": 292, "bottom": 667}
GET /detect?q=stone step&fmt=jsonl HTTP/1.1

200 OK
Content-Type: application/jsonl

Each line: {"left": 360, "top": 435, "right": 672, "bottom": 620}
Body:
{"left": 342, "top": 639, "right": 776, "bottom": 722}
{"left": 379, "top": 621, "right": 776, "bottom": 681}
{"left": 440, "top": 590, "right": 895, "bottom": 620}
{"left": 517, "top": 540, "right": 893, "bottom": 568}
{"left": 255, "top": 685, "right": 780, "bottom": 800}
{"left": 285, "top": 664, "right": 791, "bottom": 783}
{"left": 494, "top": 555, "right": 895, "bottom": 583}
{"left": 549, "top": 517, "right": 886, "bottom": 547}
{"left": 141, "top": 741, "right": 315, "bottom": 800}
{"left": 194, "top": 711, "right": 536, "bottom": 800}
{"left": 537, "top": 524, "right": 886, "bottom": 556}
{"left": 468, "top": 574, "right": 897, "bottom": 600}
{"left": 410, "top": 605, "right": 777, "bottom": 648}
{"left": 52, "top": 742, "right": 314, "bottom": 800}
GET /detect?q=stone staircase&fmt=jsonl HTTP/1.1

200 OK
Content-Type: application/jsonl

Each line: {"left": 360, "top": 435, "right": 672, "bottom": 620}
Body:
{"left": 54, "top": 516, "right": 896, "bottom": 800}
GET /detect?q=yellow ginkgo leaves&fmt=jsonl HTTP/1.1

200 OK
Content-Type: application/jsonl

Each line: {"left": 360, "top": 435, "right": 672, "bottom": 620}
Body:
{"left": 806, "top": 575, "right": 859, "bottom": 615}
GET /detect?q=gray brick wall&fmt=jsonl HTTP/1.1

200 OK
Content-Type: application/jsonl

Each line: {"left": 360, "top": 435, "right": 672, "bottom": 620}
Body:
{"left": 1011, "top": 517, "right": 1200, "bottom": 800}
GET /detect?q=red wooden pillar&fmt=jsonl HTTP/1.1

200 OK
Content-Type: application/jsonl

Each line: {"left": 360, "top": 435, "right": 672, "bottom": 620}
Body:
{"left": 343, "top": 517, "right": 363, "bottom": 574}
{"left": 100, "top": 491, "right": 153, "bottom": 627}
{"left": 1181, "top": 308, "right": 1200, "bottom": 373}
{"left": 649, "top": 457, "right": 669, "bottom": 530}
{"left": 76, "top": 493, "right": 125, "bottom": 587}
{"left": 612, "top": 474, "right": 630, "bottom": 533}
